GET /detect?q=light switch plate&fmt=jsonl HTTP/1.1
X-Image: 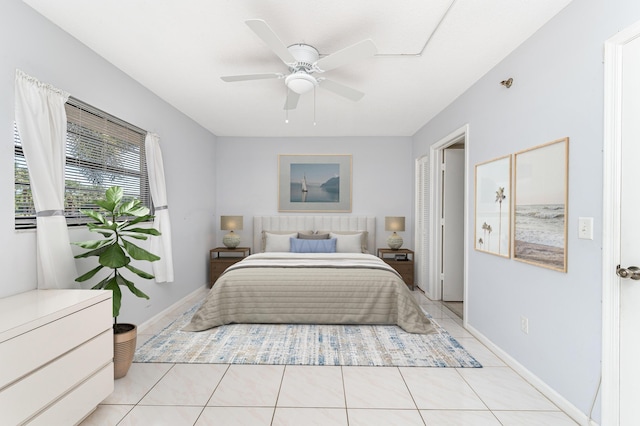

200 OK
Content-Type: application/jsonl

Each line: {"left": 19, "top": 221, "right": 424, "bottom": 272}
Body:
{"left": 578, "top": 217, "right": 594, "bottom": 240}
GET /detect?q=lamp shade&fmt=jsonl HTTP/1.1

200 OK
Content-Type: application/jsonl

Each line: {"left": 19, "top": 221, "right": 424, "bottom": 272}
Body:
{"left": 385, "top": 216, "right": 405, "bottom": 232}
{"left": 220, "top": 215, "right": 243, "bottom": 231}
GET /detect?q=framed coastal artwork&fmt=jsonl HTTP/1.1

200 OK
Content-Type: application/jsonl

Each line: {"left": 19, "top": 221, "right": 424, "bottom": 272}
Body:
{"left": 278, "top": 154, "right": 352, "bottom": 212}
{"left": 513, "top": 137, "right": 569, "bottom": 272}
{"left": 474, "top": 154, "right": 511, "bottom": 257}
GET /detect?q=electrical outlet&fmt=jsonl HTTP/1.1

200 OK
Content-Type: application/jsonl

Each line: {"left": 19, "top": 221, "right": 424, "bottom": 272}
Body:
{"left": 520, "top": 316, "right": 529, "bottom": 334}
{"left": 578, "top": 217, "right": 594, "bottom": 240}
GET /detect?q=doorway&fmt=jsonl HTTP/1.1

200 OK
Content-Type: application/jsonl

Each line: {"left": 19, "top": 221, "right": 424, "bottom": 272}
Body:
{"left": 415, "top": 125, "right": 468, "bottom": 318}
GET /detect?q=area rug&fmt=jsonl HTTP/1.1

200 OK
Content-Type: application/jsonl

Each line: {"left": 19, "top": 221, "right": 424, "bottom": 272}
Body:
{"left": 134, "top": 302, "right": 481, "bottom": 367}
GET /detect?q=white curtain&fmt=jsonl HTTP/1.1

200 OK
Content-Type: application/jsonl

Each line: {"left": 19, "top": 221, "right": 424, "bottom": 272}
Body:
{"left": 145, "top": 132, "right": 174, "bottom": 282}
{"left": 14, "top": 70, "right": 78, "bottom": 289}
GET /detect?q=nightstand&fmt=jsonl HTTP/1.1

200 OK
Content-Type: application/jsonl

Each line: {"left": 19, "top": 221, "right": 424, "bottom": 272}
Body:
{"left": 209, "top": 247, "right": 251, "bottom": 287}
{"left": 377, "top": 248, "right": 414, "bottom": 290}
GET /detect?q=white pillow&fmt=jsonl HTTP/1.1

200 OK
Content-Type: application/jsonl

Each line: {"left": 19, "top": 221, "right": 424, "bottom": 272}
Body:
{"left": 264, "top": 232, "right": 298, "bottom": 252}
{"left": 330, "top": 232, "right": 363, "bottom": 253}
{"left": 320, "top": 230, "right": 368, "bottom": 253}
{"left": 261, "top": 230, "right": 314, "bottom": 252}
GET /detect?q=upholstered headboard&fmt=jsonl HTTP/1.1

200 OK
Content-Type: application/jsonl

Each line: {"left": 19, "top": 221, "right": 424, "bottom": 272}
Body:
{"left": 253, "top": 216, "right": 376, "bottom": 254}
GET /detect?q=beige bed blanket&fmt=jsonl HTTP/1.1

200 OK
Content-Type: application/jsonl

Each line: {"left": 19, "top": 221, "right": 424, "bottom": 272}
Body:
{"left": 184, "top": 253, "right": 434, "bottom": 334}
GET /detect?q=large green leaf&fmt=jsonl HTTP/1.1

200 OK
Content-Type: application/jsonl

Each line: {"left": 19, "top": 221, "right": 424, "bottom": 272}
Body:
{"left": 119, "top": 198, "right": 137, "bottom": 211}
{"left": 119, "top": 232, "right": 148, "bottom": 241}
{"left": 80, "top": 209, "right": 106, "bottom": 224}
{"left": 124, "top": 215, "right": 154, "bottom": 227}
{"left": 95, "top": 199, "right": 116, "bottom": 213}
{"left": 72, "top": 239, "right": 112, "bottom": 250}
{"left": 125, "top": 227, "right": 161, "bottom": 236}
{"left": 99, "top": 243, "right": 130, "bottom": 268}
{"left": 118, "top": 199, "right": 141, "bottom": 216}
{"left": 116, "top": 273, "right": 150, "bottom": 300}
{"left": 91, "top": 274, "right": 112, "bottom": 290}
{"left": 75, "top": 264, "right": 104, "bottom": 282}
{"left": 73, "top": 243, "right": 111, "bottom": 259}
{"left": 105, "top": 277, "right": 122, "bottom": 317}
{"left": 88, "top": 222, "right": 117, "bottom": 232}
{"left": 125, "top": 263, "right": 155, "bottom": 280}
{"left": 105, "top": 186, "right": 124, "bottom": 206}
{"left": 127, "top": 205, "right": 150, "bottom": 217}
{"left": 122, "top": 239, "right": 160, "bottom": 262}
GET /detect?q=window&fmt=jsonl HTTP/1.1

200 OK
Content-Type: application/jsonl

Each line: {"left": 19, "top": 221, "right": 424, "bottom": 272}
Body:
{"left": 14, "top": 97, "right": 150, "bottom": 229}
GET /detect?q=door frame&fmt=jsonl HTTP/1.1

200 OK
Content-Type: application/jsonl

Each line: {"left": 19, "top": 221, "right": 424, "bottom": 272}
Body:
{"left": 425, "top": 125, "right": 469, "bottom": 313}
{"left": 602, "top": 19, "right": 640, "bottom": 425}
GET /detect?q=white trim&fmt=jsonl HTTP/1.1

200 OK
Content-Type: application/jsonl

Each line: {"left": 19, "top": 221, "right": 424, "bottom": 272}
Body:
{"left": 466, "top": 323, "right": 598, "bottom": 426}
{"left": 426, "top": 125, "right": 469, "bottom": 318}
{"left": 602, "top": 19, "right": 640, "bottom": 426}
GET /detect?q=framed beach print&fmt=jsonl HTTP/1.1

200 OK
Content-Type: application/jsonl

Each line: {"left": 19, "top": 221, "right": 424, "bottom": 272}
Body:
{"left": 278, "top": 154, "right": 352, "bottom": 212}
{"left": 513, "top": 137, "right": 569, "bottom": 272}
{"left": 474, "top": 154, "right": 511, "bottom": 257}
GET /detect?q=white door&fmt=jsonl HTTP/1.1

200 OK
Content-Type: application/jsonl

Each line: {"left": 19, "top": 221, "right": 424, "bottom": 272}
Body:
{"left": 603, "top": 20, "right": 640, "bottom": 425}
{"left": 618, "top": 32, "right": 640, "bottom": 426}
{"left": 442, "top": 148, "right": 464, "bottom": 301}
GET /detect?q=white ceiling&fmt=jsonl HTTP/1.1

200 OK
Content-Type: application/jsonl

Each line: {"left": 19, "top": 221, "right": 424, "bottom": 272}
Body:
{"left": 22, "top": 0, "right": 572, "bottom": 137}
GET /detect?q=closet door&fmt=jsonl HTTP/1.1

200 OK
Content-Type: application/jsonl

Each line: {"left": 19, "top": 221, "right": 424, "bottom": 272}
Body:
{"left": 415, "top": 156, "right": 430, "bottom": 293}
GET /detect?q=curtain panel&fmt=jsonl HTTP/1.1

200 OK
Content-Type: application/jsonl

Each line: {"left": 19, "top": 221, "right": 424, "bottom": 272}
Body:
{"left": 14, "top": 70, "right": 78, "bottom": 289}
{"left": 145, "top": 133, "right": 174, "bottom": 282}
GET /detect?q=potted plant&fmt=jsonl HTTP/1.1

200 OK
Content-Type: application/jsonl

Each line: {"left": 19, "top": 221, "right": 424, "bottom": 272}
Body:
{"left": 73, "top": 186, "right": 161, "bottom": 379}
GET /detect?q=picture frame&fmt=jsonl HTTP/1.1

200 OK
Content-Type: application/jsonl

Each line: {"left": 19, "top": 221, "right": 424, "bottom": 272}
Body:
{"left": 513, "top": 137, "right": 569, "bottom": 272}
{"left": 278, "top": 154, "right": 352, "bottom": 212}
{"left": 474, "top": 154, "right": 512, "bottom": 257}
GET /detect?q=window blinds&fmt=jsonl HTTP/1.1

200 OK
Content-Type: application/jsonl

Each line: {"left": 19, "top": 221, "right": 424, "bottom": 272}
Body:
{"left": 14, "top": 97, "right": 150, "bottom": 228}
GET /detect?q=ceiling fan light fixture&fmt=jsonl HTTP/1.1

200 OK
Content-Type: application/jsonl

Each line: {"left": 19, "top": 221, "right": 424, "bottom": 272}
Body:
{"left": 285, "top": 72, "right": 317, "bottom": 94}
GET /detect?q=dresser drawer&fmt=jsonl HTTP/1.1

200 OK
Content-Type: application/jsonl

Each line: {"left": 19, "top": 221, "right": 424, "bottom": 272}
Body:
{"left": 0, "top": 330, "right": 112, "bottom": 425}
{"left": 0, "top": 298, "right": 112, "bottom": 389}
{"left": 28, "top": 362, "right": 113, "bottom": 426}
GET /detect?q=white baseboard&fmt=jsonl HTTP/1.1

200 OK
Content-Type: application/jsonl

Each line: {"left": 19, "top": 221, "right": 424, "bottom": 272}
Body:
{"left": 137, "top": 286, "right": 208, "bottom": 334}
{"left": 465, "top": 323, "right": 598, "bottom": 426}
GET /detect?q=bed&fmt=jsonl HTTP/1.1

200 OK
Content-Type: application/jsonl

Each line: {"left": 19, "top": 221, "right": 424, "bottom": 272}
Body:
{"left": 184, "top": 216, "right": 434, "bottom": 334}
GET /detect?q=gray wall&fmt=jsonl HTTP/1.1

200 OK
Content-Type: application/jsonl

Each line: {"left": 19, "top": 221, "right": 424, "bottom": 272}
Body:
{"left": 0, "top": 0, "right": 217, "bottom": 325}
{"left": 413, "top": 0, "right": 640, "bottom": 421}
{"left": 215, "top": 136, "right": 415, "bottom": 252}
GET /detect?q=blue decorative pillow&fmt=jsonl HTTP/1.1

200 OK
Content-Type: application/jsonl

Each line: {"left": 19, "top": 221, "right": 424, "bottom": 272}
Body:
{"left": 290, "top": 237, "right": 337, "bottom": 253}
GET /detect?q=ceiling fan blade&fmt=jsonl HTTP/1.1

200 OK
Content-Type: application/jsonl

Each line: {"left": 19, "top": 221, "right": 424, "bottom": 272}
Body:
{"left": 315, "top": 39, "right": 377, "bottom": 72}
{"left": 318, "top": 79, "right": 365, "bottom": 101}
{"left": 245, "top": 19, "right": 296, "bottom": 64}
{"left": 221, "top": 73, "right": 283, "bottom": 82}
{"left": 284, "top": 91, "right": 300, "bottom": 110}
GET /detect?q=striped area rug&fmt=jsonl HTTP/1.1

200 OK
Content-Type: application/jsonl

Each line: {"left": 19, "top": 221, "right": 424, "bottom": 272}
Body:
{"left": 134, "top": 302, "right": 481, "bottom": 368}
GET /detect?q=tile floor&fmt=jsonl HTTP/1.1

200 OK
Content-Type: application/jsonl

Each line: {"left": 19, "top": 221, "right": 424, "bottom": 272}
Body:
{"left": 80, "top": 290, "right": 578, "bottom": 425}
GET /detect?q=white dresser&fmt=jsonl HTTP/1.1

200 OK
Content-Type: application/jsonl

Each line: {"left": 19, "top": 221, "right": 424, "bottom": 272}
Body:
{"left": 0, "top": 289, "right": 114, "bottom": 425}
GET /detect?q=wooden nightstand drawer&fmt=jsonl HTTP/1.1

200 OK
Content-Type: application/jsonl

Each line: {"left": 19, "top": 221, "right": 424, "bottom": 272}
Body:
{"left": 209, "top": 247, "right": 250, "bottom": 287}
{"left": 390, "top": 262, "right": 413, "bottom": 274}
{"left": 377, "top": 248, "right": 415, "bottom": 290}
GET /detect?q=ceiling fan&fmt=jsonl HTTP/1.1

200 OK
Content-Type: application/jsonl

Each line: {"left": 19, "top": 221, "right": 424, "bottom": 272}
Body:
{"left": 221, "top": 19, "right": 378, "bottom": 110}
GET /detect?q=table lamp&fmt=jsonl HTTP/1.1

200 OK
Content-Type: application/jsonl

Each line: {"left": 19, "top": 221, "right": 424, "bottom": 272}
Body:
{"left": 385, "top": 216, "right": 405, "bottom": 250}
{"left": 220, "top": 215, "right": 243, "bottom": 248}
